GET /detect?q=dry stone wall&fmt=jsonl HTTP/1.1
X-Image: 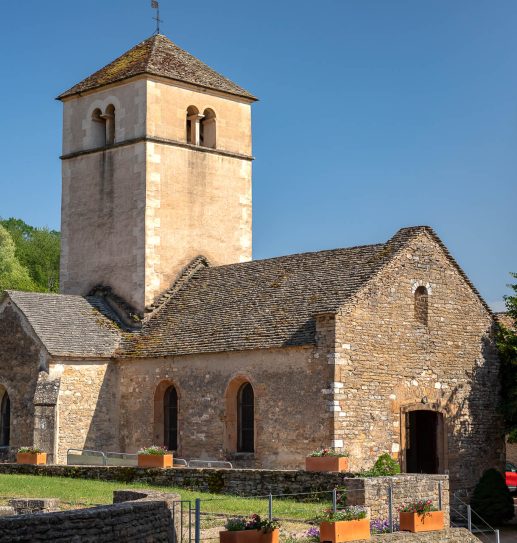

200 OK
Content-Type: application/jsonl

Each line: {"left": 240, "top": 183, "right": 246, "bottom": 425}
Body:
{"left": 0, "top": 488, "right": 180, "bottom": 543}
{"left": 0, "top": 464, "right": 448, "bottom": 522}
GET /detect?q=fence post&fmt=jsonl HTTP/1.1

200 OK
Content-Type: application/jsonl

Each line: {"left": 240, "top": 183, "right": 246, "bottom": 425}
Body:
{"left": 268, "top": 494, "right": 273, "bottom": 521}
{"left": 388, "top": 484, "right": 394, "bottom": 533}
{"left": 332, "top": 488, "right": 337, "bottom": 513}
{"left": 495, "top": 528, "right": 500, "bottom": 543}
{"left": 467, "top": 505, "right": 472, "bottom": 532}
{"left": 438, "top": 481, "right": 442, "bottom": 511}
{"left": 195, "top": 498, "right": 201, "bottom": 543}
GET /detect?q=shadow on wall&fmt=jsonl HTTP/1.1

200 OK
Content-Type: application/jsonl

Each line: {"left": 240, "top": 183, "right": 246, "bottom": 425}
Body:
{"left": 76, "top": 362, "right": 120, "bottom": 461}
{"left": 444, "top": 330, "right": 504, "bottom": 498}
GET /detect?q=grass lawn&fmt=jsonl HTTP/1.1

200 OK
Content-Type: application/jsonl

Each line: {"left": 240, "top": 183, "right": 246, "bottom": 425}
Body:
{"left": 0, "top": 474, "right": 328, "bottom": 520}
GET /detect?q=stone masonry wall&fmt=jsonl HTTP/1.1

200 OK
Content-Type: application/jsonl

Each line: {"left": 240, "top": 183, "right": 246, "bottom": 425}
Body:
{"left": 0, "top": 464, "right": 448, "bottom": 523}
{"left": 0, "top": 300, "right": 46, "bottom": 448}
{"left": 55, "top": 360, "right": 119, "bottom": 464}
{"left": 329, "top": 231, "right": 503, "bottom": 494}
{"left": 0, "top": 487, "right": 180, "bottom": 543}
{"left": 117, "top": 346, "right": 331, "bottom": 469}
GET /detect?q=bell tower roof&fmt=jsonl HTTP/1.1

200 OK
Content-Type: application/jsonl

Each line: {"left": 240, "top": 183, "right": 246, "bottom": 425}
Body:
{"left": 58, "top": 34, "right": 257, "bottom": 101}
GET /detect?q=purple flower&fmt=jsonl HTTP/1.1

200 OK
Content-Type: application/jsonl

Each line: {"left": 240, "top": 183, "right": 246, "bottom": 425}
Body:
{"left": 306, "top": 527, "right": 320, "bottom": 540}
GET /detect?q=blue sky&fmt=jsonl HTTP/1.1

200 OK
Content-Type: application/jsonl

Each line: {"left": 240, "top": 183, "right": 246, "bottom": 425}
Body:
{"left": 0, "top": 0, "right": 515, "bottom": 310}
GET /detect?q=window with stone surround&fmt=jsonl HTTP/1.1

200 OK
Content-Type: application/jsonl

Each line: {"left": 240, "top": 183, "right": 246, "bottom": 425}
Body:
{"left": 237, "top": 382, "right": 254, "bottom": 452}
{"left": 224, "top": 376, "right": 255, "bottom": 454}
{"left": 154, "top": 381, "right": 179, "bottom": 451}
{"left": 164, "top": 386, "right": 178, "bottom": 451}
{"left": 0, "top": 388, "right": 10, "bottom": 447}
{"left": 414, "top": 286, "right": 429, "bottom": 325}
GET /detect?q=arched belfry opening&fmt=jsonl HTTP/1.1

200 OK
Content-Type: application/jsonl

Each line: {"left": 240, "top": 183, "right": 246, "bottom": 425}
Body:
{"left": 0, "top": 388, "right": 10, "bottom": 447}
{"left": 200, "top": 109, "right": 216, "bottom": 149}
{"left": 403, "top": 408, "right": 446, "bottom": 474}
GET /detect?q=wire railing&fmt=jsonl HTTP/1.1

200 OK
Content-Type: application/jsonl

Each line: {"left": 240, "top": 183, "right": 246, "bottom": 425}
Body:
{"left": 190, "top": 482, "right": 447, "bottom": 542}
{"left": 66, "top": 448, "right": 224, "bottom": 469}
{"left": 450, "top": 494, "right": 501, "bottom": 543}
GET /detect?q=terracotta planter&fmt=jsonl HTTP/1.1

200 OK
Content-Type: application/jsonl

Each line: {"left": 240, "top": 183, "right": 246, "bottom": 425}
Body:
{"left": 16, "top": 452, "right": 47, "bottom": 465}
{"left": 137, "top": 453, "right": 173, "bottom": 468}
{"left": 219, "top": 529, "right": 279, "bottom": 543}
{"left": 319, "top": 519, "right": 370, "bottom": 542}
{"left": 305, "top": 456, "right": 349, "bottom": 472}
{"left": 399, "top": 511, "right": 444, "bottom": 533}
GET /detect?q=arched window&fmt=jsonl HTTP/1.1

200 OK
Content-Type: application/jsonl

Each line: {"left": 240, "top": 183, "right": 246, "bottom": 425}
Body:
{"left": 186, "top": 106, "right": 201, "bottom": 145}
{"left": 164, "top": 385, "right": 178, "bottom": 451}
{"left": 91, "top": 105, "right": 116, "bottom": 147}
{"left": 237, "top": 383, "right": 254, "bottom": 452}
{"left": 91, "top": 108, "right": 106, "bottom": 147}
{"left": 201, "top": 109, "right": 216, "bottom": 149}
{"left": 104, "top": 104, "right": 116, "bottom": 145}
{"left": 414, "top": 286, "right": 429, "bottom": 326}
{"left": 0, "top": 390, "right": 10, "bottom": 447}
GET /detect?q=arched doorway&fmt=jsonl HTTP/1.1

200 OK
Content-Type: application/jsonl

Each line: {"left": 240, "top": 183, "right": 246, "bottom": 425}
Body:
{"left": 164, "top": 386, "right": 178, "bottom": 451}
{"left": 0, "top": 390, "right": 10, "bottom": 447}
{"left": 405, "top": 409, "right": 445, "bottom": 474}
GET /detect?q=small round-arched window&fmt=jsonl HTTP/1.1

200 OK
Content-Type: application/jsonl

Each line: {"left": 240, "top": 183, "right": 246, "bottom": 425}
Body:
{"left": 237, "top": 383, "right": 254, "bottom": 452}
{"left": 0, "top": 389, "right": 10, "bottom": 447}
{"left": 414, "top": 286, "right": 429, "bottom": 326}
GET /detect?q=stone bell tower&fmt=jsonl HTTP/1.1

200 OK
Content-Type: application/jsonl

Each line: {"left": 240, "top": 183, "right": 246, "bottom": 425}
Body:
{"left": 58, "top": 34, "right": 256, "bottom": 314}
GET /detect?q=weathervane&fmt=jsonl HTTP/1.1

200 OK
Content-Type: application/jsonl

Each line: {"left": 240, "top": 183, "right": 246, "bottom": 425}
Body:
{"left": 151, "top": 0, "right": 163, "bottom": 34}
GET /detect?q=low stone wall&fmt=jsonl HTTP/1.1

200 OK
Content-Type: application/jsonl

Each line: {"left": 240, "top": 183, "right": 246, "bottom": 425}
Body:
{"left": 8, "top": 498, "right": 60, "bottom": 515}
{"left": 0, "top": 464, "right": 449, "bottom": 523}
{"left": 0, "top": 488, "right": 181, "bottom": 543}
{"left": 368, "top": 529, "right": 480, "bottom": 542}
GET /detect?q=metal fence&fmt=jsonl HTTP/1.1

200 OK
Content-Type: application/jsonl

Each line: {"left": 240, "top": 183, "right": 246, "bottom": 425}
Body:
{"left": 66, "top": 448, "right": 191, "bottom": 468}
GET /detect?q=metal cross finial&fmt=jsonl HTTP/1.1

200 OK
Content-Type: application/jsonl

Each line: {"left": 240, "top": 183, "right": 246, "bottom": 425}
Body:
{"left": 151, "top": 0, "right": 163, "bottom": 34}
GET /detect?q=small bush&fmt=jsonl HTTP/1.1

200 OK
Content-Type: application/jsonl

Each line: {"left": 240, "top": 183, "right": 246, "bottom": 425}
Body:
{"left": 470, "top": 469, "right": 514, "bottom": 526}
{"left": 360, "top": 453, "right": 401, "bottom": 477}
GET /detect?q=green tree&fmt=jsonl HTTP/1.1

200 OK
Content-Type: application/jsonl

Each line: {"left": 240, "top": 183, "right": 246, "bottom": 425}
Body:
{"left": 498, "top": 273, "right": 517, "bottom": 440}
{"left": 0, "top": 218, "right": 60, "bottom": 292}
{"left": 470, "top": 468, "right": 514, "bottom": 525}
{"left": 0, "top": 225, "right": 37, "bottom": 292}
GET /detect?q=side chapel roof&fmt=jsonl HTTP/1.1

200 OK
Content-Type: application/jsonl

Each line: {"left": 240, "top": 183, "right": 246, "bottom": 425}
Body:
{"left": 58, "top": 34, "right": 256, "bottom": 101}
{"left": 3, "top": 291, "right": 121, "bottom": 358}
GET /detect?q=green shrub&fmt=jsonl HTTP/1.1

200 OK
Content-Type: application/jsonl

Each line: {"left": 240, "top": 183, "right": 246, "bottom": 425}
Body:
{"left": 470, "top": 469, "right": 514, "bottom": 526}
{"left": 360, "top": 453, "right": 401, "bottom": 477}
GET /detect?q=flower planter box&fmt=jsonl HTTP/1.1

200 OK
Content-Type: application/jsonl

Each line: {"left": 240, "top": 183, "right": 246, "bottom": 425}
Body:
{"left": 16, "top": 452, "right": 47, "bottom": 465}
{"left": 399, "top": 511, "right": 444, "bottom": 533}
{"left": 219, "top": 529, "right": 279, "bottom": 543}
{"left": 319, "top": 519, "right": 370, "bottom": 542}
{"left": 305, "top": 456, "right": 349, "bottom": 472}
{"left": 137, "top": 453, "right": 173, "bottom": 468}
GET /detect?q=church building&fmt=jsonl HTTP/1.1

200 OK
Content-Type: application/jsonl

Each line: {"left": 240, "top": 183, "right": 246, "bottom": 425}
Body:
{"left": 0, "top": 34, "right": 504, "bottom": 494}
